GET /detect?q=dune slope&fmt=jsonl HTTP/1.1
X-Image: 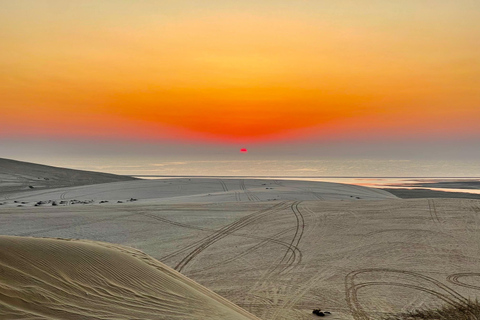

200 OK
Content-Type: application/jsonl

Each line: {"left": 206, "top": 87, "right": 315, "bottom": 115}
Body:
{"left": 0, "top": 236, "right": 260, "bottom": 320}
{"left": 0, "top": 158, "right": 137, "bottom": 195}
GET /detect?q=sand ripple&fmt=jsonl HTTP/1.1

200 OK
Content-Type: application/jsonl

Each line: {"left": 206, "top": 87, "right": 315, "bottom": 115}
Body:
{"left": 0, "top": 236, "right": 259, "bottom": 320}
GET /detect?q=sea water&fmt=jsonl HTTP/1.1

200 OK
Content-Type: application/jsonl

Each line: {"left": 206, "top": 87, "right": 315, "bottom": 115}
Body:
{"left": 17, "top": 156, "right": 480, "bottom": 194}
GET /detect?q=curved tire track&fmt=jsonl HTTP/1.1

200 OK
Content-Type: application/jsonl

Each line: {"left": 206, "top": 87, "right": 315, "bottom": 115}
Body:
{"left": 240, "top": 180, "right": 260, "bottom": 202}
{"left": 172, "top": 201, "right": 290, "bottom": 272}
{"left": 273, "top": 201, "right": 304, "bottom": 274}
{"left": 447, "top": 273, "right": 480, "bottom": 291}
{"left": 345, "top": 268, "right": 468, "bottom": 320}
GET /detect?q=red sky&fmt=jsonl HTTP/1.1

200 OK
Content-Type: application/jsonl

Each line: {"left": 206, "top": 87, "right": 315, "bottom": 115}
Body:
{"left": 1, "top": 1, "right": 479, "bottom": 144}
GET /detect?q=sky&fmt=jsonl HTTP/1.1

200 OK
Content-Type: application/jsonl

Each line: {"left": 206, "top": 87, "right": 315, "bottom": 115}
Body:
{"left": 1, "top": 1, "right": 479, "bottom": 162}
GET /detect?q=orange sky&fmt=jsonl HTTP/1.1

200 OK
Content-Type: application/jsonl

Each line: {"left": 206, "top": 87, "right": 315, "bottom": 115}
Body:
{"left": 1, "top": 1, "right": 479, "bottom": 143}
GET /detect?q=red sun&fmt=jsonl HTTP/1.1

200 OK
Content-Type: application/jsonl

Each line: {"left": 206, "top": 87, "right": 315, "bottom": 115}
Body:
{"left": 240, "top": 148, "right": 248, "bottom": 153}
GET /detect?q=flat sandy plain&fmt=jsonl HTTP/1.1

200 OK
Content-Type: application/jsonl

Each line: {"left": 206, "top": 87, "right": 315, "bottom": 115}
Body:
{"left": 1, "top": 159, "right": 480, "bottom": 319}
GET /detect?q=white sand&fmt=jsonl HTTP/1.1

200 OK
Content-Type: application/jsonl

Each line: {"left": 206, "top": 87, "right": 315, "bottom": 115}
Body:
{"left": 1, "top": 159, "right": 479, "bottom": 319}
{"left": 0, "top": 157, "right": 136, "bottom": 196}
{"left": 0, "top": 235, "right": 260, "bottom": 319}
{"left": 0, "top": 177, "right": 396, "bottom": 207}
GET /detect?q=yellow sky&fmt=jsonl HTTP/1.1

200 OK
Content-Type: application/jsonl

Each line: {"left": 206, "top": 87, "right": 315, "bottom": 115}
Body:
{"left": 1, "top": 1, "right": 479, "bottom": 142}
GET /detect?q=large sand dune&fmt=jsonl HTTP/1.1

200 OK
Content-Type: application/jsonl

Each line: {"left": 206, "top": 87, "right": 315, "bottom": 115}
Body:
{"left": 0, "top": 157, "right": 137, "bottom": 196}
{"left": 0, "top": 235, "right": 260, "bottom": 320}
{"left": 0, "top": 177, "right": 396, "bottom": 207}
{"left": 1, "top": 166, "right": 479, "bottom": 319}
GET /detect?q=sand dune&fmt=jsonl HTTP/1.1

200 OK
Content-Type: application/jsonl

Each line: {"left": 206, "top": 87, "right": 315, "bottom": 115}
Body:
{"left": 2, "top": 197, "right": 480, "bottom": 319}
{"left": 0, "top": 157, "right": 137, "bottom": 196}
{"left": 0, "top": 235, "right": 260, "bottom": 320}
{"left": 2, "top": 162, "right": 480, "bottom": 319}
{"left": 0, "top": 177, "right": 396, "bottom": 207}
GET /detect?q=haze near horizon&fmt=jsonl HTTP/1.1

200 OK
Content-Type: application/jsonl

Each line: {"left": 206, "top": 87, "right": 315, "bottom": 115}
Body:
{"left": 1, "top": 1, "right": 479, "bottom": 163}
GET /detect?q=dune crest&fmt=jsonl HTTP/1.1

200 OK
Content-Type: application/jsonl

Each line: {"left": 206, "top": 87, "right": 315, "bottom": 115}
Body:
{"left": 0, "top": 236, "right": 260, "bottom": 320}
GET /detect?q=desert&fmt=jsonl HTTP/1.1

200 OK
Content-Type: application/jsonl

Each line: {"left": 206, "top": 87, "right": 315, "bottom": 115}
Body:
{"left": 1, "top": 159, "right": 480, "bottom": 319}
{"left": 3, "top": 1, "right": 480, "bottom": 319}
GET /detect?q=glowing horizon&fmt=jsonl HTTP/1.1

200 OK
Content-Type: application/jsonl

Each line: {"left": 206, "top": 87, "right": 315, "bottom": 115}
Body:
{"left": 1, "top": 1, "right": 479, "bottom": 144}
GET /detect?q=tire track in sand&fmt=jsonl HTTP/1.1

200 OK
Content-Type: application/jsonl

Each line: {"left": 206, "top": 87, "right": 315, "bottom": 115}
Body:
{"left": 447, "top": 273, "right": 480, "bottom": 291}
{"left": 245, "top": 201, "right": 306, "bottom": 313}
{"left": 345, "top": 268, "right": 468, "bottom": 320}
{"left": 428, "top": 199, "right": 442, "bottom": 225}
{"left": 136, "top": 209, "right": 302, "bottom": 270}
{"left": 218, "top": 179, "right": 229, "bottom": 192}
{"left": 272, "top": 201, "right": 304, "bottom": 274}
{"left": 195, "top": 228, "right": 300, "bottom": 273}
{"left": 240, "top": 180, "right": 260, "bottom": 202}
{"left": 172, "top": 201, "right": 290, "bottom": 272}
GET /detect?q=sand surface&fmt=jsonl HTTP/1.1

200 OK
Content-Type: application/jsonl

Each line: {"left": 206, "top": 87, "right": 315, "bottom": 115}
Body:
{"left": 383, "top": 187, "right": 480, "bottom": 199}
{"left": 0, "top": 235, "right": 260, "bottom": 319}
{"left": 0, "top": 177, "right": 396, "bottom": 208}
{"left": 1, "top": 161, "right": 479, "bottom": 319}
{"left": 1, "top": 177, "right": 480, "bottom": 319}
{"left": 0, "top": 157, "right": 137, "bottom": 196}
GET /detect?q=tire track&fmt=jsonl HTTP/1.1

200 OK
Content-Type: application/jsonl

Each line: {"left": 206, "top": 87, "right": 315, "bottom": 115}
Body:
{"left": 447, "top": 273, "right": 480, "bottom": 291}
{"left": 137, "top": 212, "right": 211, "bottom": 232}
{"left": 269, "top": 272, "right": 327, "bottom": 320}
{"left": 244, "top": 201, "right": 306, "bottom": 313}
{"left": 345, "top": 268, "right": 468, "bottom": 320}
{"left": 309, "top": 190, "right": 324, "bottom": 200}
{"left": 273, "top": 180, "right": 283, "bottom": 186}
{"left": 296, "top": 187, "right": 324, "bottom": 200}
{"left": 428, "top": 199, "right": 441, "bottom": 224}
{"left": 472, "top": 204, "right": 480, "bottom": 214}
{"left": 218, "top": 179, "right": 229, "bottom": 192}
{"left": 6, "top": 189, "right": 65, "bottom": 201}
{"left": 172, "top": 201, "right": 290, "bottom": 272}
{"left": 0, "top": 171, "right": 30, "bottom": 200}
{"left": 195, "top": 228, "right": 299, "bottom": 273}
{"left": 17, "top": 210, "right": 139, "bottom": 237}
{"left": 274, "top": 201, "right": 304, "bottom": 274}
{"left": 240, "top": 180, "right": 260, "bottom": 202}
{"left": 137, "top": 210, "right": 301, "bottom": 263}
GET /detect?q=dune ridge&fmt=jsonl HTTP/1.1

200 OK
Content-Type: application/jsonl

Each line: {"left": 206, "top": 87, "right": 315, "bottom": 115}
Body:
{"left": 0, "top": 235, "right": 260, "bottom": 320}
{"left": 0, "top": 157, "right": 137, "bottom": 196}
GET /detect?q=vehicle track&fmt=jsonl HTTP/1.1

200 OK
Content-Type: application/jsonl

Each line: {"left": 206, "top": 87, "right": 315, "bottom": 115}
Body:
{"left": 269, "top": 272, "right": 327, "bottom": 320}
{"left": 297, "top": 202, "right": 330, "bottom": 246}
{"left": 195, "top": 228, "right": 299, "bottom": 272}
{"left": 447, "top": 273, "right": 480, "bottom": 291}
{"left": 0, "top": 171, "right": 30, "bottom": 200}
{"left": 240, "top": 180, "right": 260, "bottom": 202}
{"left": 129, "top": 207, "right": 303, "bottom": 272}
{"left": 472, "top": 205, "right": 480, "bottom": 214}
{"left": 428, "top": 199, "right": 441, "bottom": 225}
{"left": 345, "top": 268, "right": 468, "bottom": 320}
{"left": 308, "top": 190, "right": 324, "bottom": 200}
{"left": 12, "top": 182, "right": 170, "bottom": 202}
{"left": 138, "top": 212, "right": 211, "bottom": 232}
{"left": 17, "top": 209, "right": 139, "bottom": 237}
{"left": 218, "top": 179, "right": 229, "bottom": 192}
{"left": 295, "top": 187, "right": 324, "bottom": 200}
{"left": 244, "top": 201, "right": 306, "bottom": 313}
{"left": 274, "top": 201, "right": 304, "bottom": 274}
{"left": 171, "top": 201, "right": 290, "bottom": 272}
{"left": 6, "top": 188, "right": 65, "bottom": 201}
